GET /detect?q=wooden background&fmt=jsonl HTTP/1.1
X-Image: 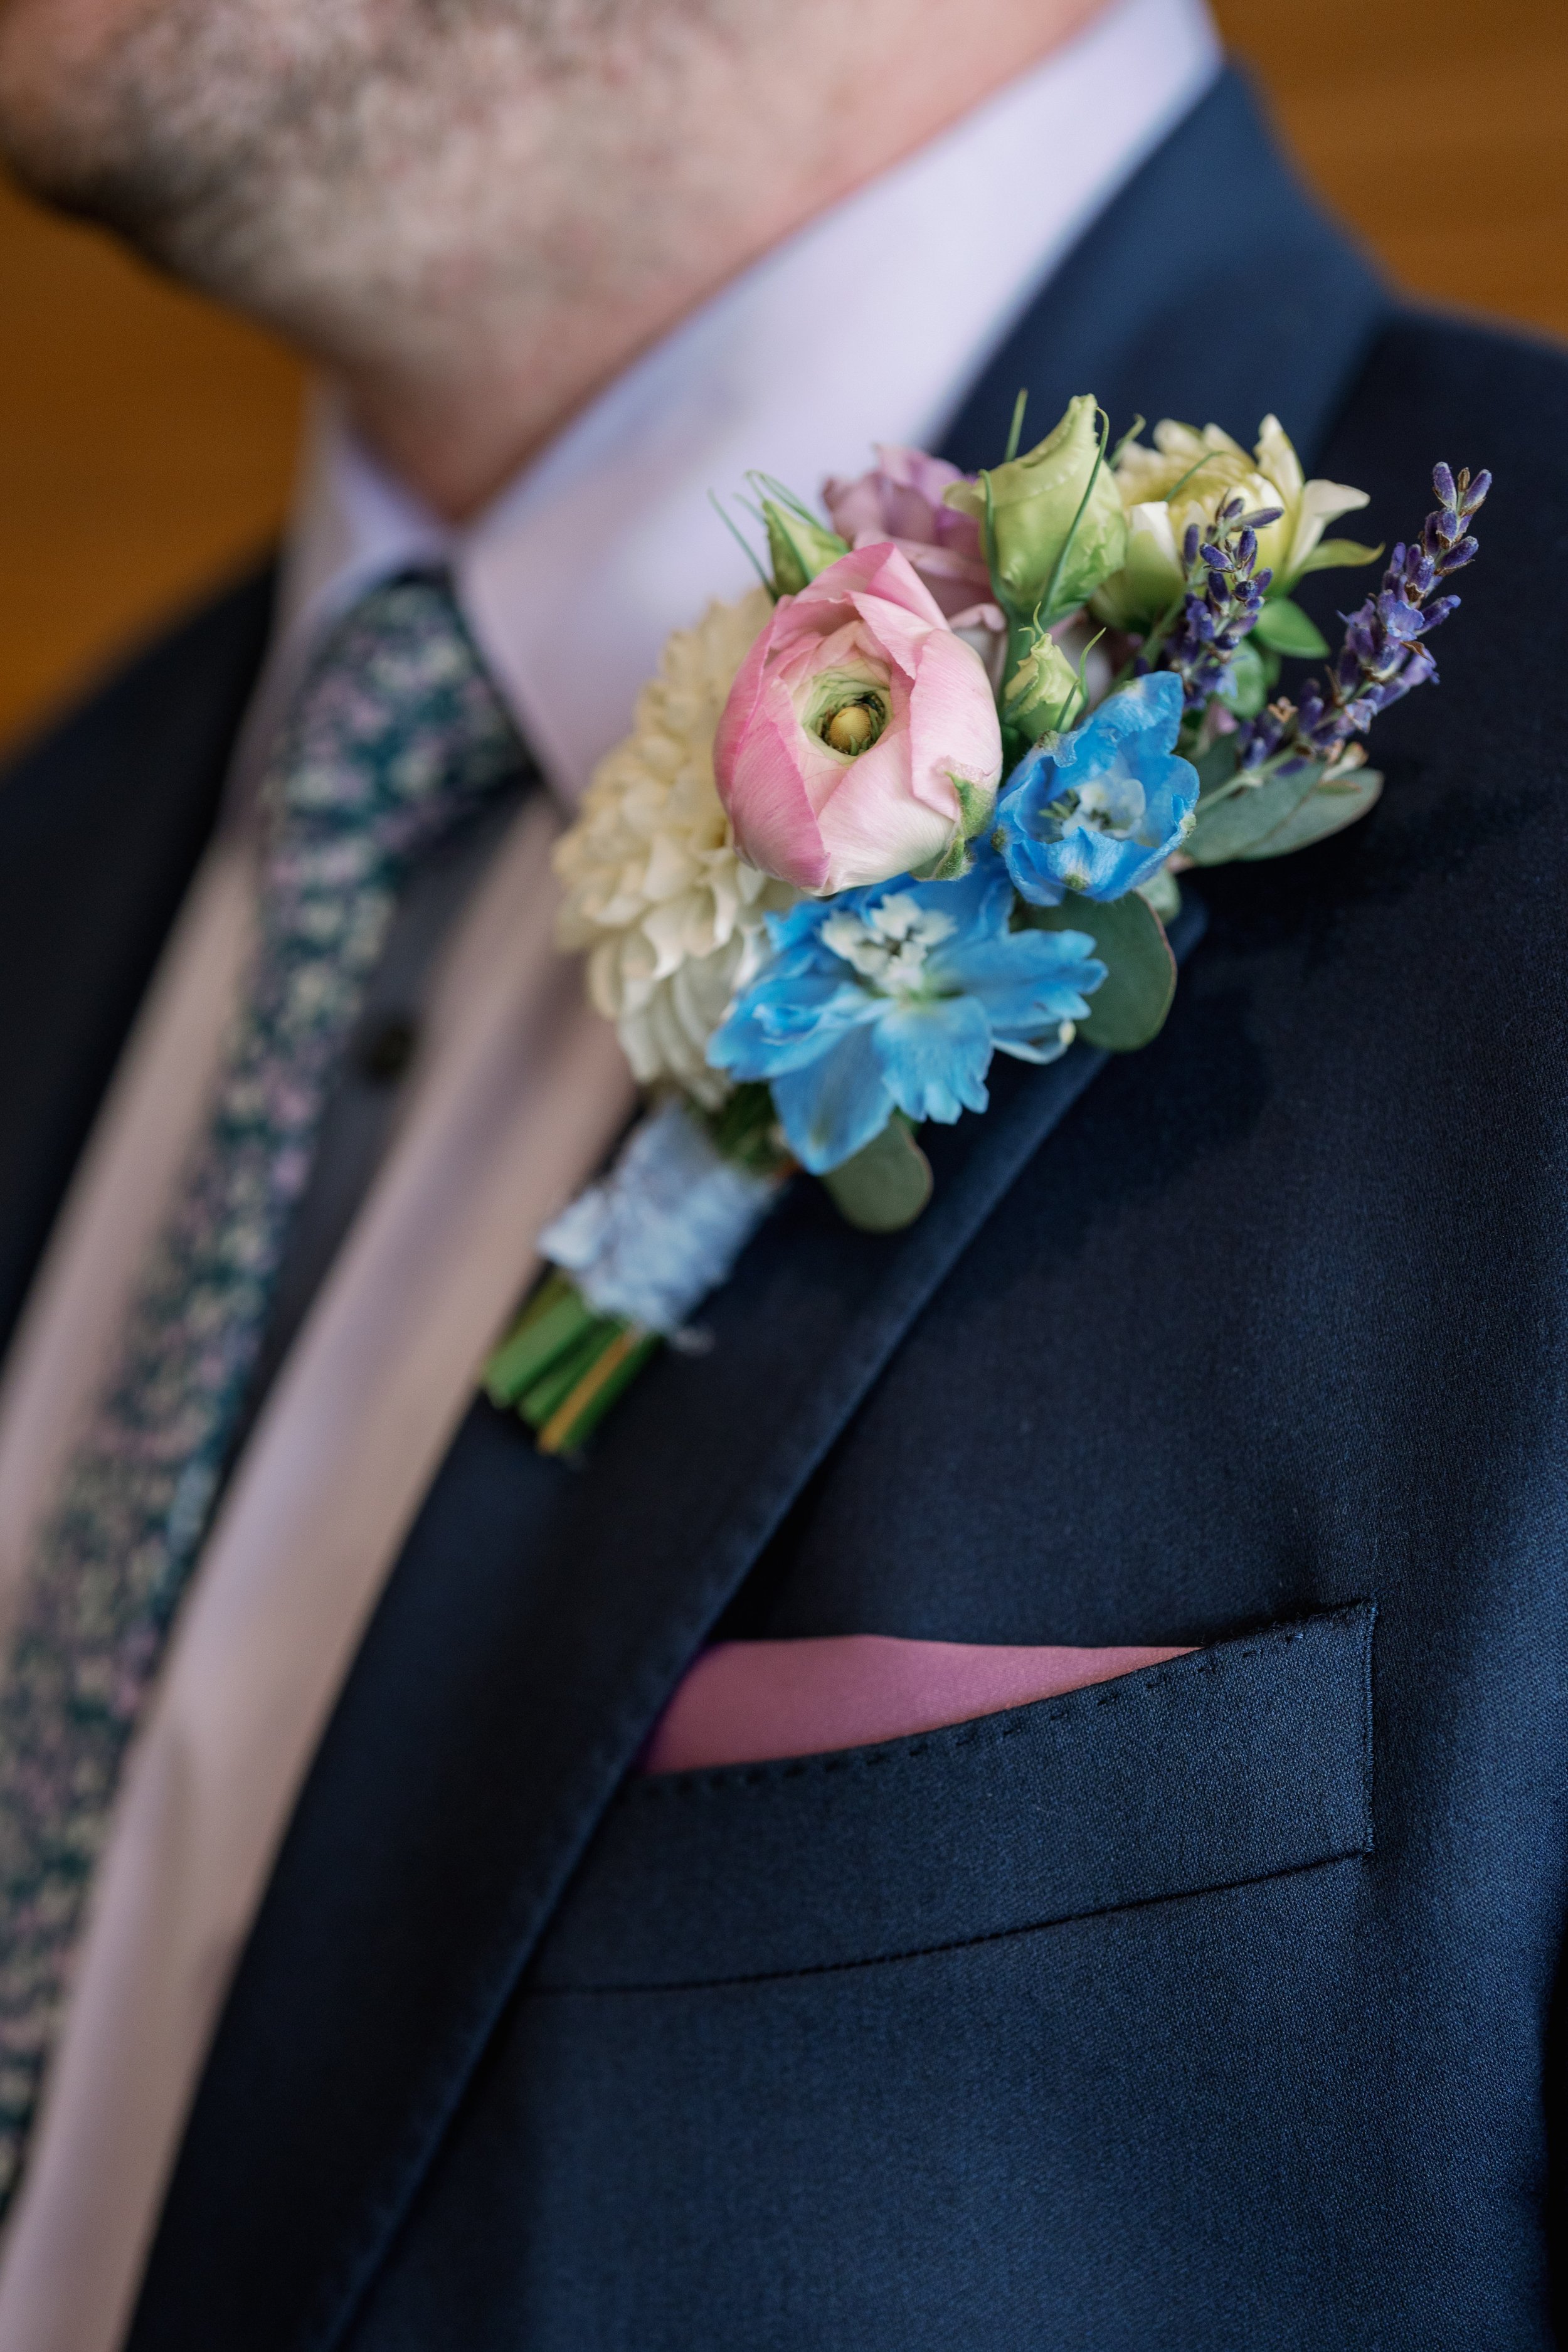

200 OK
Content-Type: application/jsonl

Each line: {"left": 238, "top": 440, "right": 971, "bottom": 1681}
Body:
{"left": 1, "top": 0, "right": 1564, "bottom": 752}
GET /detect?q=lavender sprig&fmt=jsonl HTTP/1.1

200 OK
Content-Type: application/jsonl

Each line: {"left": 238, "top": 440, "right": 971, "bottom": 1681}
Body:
{"left": 1159, "top": 494, "right": 1280, "bottom": 711}
{"left": 1239, "top": 462, "right": 1490, "bottom": 777}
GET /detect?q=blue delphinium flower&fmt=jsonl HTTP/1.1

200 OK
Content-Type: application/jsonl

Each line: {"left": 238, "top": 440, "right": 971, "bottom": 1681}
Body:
{"left": 707, "top": 848, "right": 1106, "bottom": 1173}
{"left": 995, "top": 672, "right": 1199, "bottom": 905}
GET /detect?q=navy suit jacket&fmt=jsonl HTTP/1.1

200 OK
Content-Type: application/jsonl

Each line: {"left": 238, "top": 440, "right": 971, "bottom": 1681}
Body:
{"left": 1, "top": 70, "right": 1564, "bottom": 2350}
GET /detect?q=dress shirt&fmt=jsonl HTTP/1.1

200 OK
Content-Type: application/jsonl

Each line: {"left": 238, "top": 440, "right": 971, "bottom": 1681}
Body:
{"left": 0, "top": 2, "right": 1219, "bottom": 2343}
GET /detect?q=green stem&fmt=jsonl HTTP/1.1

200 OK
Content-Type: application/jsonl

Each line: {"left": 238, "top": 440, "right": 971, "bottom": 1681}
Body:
{"left": 484, "top": 1274, "right": 594, "bottom": 1406}
{"left": 518, "top": 1318, "right": 626, "bottom": 1428}
{"left": 706, "top": 490, "right": 773, "bottom": 596}
{"left": 538, "top": 1328, "right": 662, "bottom": 1456}
{"left": 1040, "top": 404, "right": 1110, "bottom": 627}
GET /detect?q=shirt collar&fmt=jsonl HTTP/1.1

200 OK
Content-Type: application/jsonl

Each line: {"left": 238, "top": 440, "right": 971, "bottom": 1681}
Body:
{"left": 240, "top": 0, "right": 1219, "bottom": 809}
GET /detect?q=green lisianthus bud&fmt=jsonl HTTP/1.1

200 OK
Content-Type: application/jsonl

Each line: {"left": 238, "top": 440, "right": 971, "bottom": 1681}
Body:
{"left": 763, "top": 500, "right": 849, "bottom": 597}
{"left": 944, "top": 395, "right": 1127, "bottom": 622}
{"left": 1003, "top": 627, "right": 1084, "bottom": 743}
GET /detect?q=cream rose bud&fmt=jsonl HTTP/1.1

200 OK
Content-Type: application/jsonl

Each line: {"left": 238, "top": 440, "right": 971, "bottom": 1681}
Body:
{"left": 1091, "top": 414, "right": 1372, "bottom": 631}
{"left": 714, "top": 543, "right": 1004, "bottom": 895}
{"left": 1250, "top": 413, "right": 1372, "bottom": 588}
{"left": 1088, "top": 501, "right": 1185, "bottom": 633}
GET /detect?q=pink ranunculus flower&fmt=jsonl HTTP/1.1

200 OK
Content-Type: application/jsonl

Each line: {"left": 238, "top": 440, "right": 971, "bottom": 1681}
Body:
{"left": 823, "top": 444, "right": 992, "bottom": 620}
{"left": 713, "top": 542, "right": 1004, "bottom": 895}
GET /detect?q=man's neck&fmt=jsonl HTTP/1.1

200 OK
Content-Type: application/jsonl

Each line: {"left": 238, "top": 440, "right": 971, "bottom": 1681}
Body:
{"left": 336, "top": 0, "right": 1111, "bottom": 521}
{"left": 260, "top": 0, "right": 1220, "bottom": 810}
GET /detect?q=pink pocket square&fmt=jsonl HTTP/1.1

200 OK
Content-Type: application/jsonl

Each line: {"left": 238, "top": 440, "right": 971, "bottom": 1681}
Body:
{"left": 640, "top": 1634, "right": 1196, "bottom": 1774}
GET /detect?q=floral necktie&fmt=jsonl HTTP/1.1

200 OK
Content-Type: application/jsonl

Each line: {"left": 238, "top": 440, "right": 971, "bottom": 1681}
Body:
{"left": 0, "top": 571, "right": 522, "bottom": 2208}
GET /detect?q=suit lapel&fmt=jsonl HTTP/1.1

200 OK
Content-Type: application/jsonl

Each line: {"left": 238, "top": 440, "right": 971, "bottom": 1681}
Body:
{"left": 940, "top": 66, "right": 1388, "bottom": 472}
{"left": 131, "top": 71, "right": 1392, "bottom": 2352}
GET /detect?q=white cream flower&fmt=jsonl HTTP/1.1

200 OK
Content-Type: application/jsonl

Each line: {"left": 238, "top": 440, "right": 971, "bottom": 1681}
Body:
{"left": 554, "top": 586, "right": 794, "bottom": 1104}
{"left": 1093, "top": 415, "right": 1370, "bottom": 630}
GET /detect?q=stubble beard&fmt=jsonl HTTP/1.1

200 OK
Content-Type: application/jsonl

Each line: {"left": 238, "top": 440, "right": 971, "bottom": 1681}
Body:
{"left": 0, "top": 0, "right": 720, "bottom": 376}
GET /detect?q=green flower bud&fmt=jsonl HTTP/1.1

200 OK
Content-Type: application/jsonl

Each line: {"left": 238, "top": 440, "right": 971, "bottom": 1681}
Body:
{"left": 944, "top": 395, "right": 1128, "bottom": 622}
{"left": 1003, "top": 627, "right": 1084, "bottom": 743}
{"left": 763, "top": 500, "right": 849, "bottom": 597}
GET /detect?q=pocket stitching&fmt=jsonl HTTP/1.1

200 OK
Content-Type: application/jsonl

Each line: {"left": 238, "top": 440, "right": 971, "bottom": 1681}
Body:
{"left": 531, "top": 1850, "right": 1368, "bottom": 1999}
{"left": 630, "top": 1606, "right": 1369, "bottom": 1804}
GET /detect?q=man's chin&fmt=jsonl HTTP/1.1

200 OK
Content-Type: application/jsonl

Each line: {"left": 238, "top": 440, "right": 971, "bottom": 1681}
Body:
{"left": 0, "top": 4, "right": 122, "bottom": 215}
{"left": 0, "top": 0, "right": 231, "bottom": 255}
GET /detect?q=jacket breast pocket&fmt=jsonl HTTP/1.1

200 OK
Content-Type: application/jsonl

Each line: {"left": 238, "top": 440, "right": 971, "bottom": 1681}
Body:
{"left": 530, "top": 1601, "right": 1375, "bottom": 1991}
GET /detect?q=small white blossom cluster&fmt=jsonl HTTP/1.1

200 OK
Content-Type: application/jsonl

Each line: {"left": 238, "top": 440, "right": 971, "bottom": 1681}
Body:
{"left": 554, "top": 588, "right": 795, "bottom": 1104}
{"left": 818, "top": 894, "right": 956, "bottom": 997}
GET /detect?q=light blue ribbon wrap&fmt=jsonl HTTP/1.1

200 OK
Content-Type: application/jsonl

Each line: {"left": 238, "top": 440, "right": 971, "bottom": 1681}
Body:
{"left": 538, "top": 1099, "right": 784, "bottom": 1336}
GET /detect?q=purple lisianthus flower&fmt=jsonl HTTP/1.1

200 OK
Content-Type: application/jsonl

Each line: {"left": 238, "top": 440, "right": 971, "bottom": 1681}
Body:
{"left": 706, "top": 847, "right": 1105, "bottom": 1174}
{"left": 821, "top": 445, "right": 993, "bottom": 621}
{"left": 995, "top": 672, "right": 1199, "bottom": 905}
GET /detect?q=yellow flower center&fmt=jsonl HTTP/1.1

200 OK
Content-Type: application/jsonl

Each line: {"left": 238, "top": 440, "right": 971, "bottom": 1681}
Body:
{"left": 822, "top": 701, "right": 879, "bottom": 755}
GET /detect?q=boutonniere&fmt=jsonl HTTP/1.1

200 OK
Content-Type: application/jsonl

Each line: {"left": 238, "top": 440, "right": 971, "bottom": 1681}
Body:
{"left": 486, "top": 396, "right": 1490, "bottom": 1453}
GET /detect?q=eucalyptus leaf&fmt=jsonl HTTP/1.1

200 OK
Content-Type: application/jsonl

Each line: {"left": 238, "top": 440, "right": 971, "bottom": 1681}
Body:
{"left": 1021, "top": 889, "right": 1175, "bottom": 1052}
{"left": 1253, "top": 596, "right": 1331, "bottom": 659}
{"left": 1184, "top": 765, "right": 1322, "bottom": 864}
{"left": 1138, "top": 866, "right": 1182, "bottom": 923}
{"left": 1236, "top": 768, "right": 1384, "bottom": 859}
{"left": 1194, "top": 736, "right": 1241, "bottom": 801}
{"left": 1298, "top": 536, "right": 1384, "bottom": 576}
{"left": 822, "top": 1117, "right": 934, "bottom": 1232}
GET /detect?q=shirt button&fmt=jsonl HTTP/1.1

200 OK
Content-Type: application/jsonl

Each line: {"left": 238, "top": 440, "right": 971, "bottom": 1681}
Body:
{"left": 357, "top": 1013, "right": 419, "bottom": 1084}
